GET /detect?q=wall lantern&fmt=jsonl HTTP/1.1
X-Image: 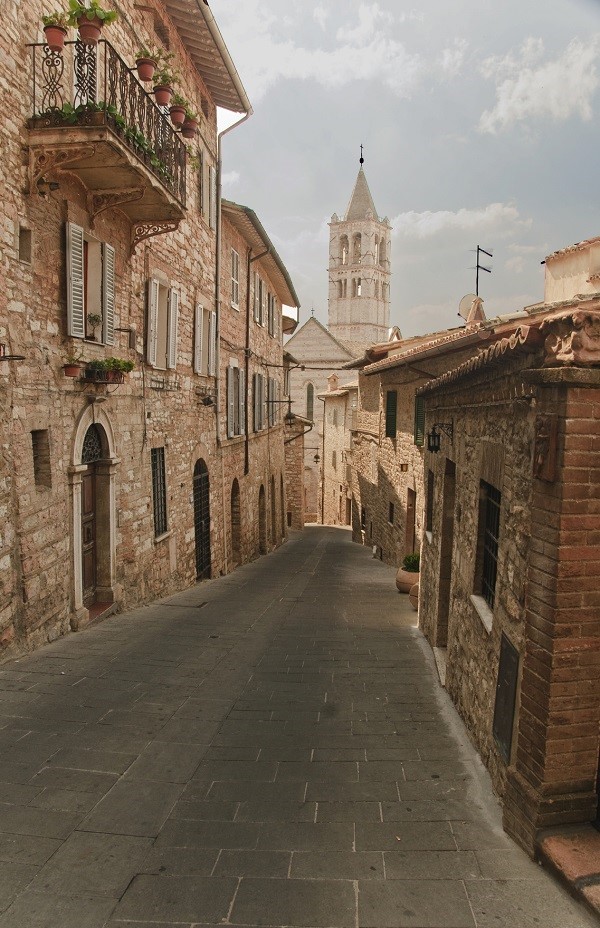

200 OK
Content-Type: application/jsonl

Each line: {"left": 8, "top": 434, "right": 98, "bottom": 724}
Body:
{"left": 313, "top": 452, "right": 320, "bottom": 464}
{"left": 427, "top": 421, "right": 453, "bottom": 454}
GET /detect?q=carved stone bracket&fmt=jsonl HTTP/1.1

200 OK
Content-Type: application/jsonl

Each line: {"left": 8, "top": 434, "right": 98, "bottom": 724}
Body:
{"left": 533, "top": 414, "right": 558, "bottom": 482}
{"left": 131, "top": 220, "right": 180, "bottom": 253}
{"left": 29, "top": 145, "right": 97, "bottom": 194}
{"left": 88, "top": 188, "right": 145, "bottom": 225}
{"left": 543, "top": 310, "right": 600, "bottom": 366}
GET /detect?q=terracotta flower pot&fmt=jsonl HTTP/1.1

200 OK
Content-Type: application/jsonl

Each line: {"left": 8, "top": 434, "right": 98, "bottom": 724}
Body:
{"left": 153, "top": 84, "right": 173, "bottom": 106}
{"left": 63, "top": 363, "right": 81, "bottom": 377}
{"left": 169, "top": 105, "right": 186, "bottom": 127}
{"left": 77, "top": 14, "right": 102, "bottom": 44}
{"left": 395, "top": 567, "right": 419, "bottom": 593}
{"left": 136, "top": 57, "right": 156, "bottom": 82}
{"left": 43, "top": 24, "right": 67, "bottom": 52}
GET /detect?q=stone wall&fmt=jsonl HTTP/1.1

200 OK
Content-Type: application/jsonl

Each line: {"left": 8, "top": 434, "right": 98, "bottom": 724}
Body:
{"left": 284, "top": 420, "right": 306, "bottom": 530}
{"left": 322, "top": 390, "right": 356, "bottom": 525}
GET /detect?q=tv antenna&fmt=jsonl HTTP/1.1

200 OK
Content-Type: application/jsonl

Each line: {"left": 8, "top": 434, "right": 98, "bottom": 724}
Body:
{"left": 470, "top": 245, "right": 493, "bottom": 296}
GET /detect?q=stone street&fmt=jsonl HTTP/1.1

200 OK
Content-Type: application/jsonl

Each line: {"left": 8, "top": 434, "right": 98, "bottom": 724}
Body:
{"left": 0, "top": 527, "right": 596, "bottom": 928}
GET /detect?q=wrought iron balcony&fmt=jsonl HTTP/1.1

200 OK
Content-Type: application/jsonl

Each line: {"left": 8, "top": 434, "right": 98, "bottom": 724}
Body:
{"left": 28, "top": 39, "right": 186, "bottom": 249}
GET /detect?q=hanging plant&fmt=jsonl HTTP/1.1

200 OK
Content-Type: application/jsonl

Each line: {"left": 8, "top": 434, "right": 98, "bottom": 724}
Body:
{"left": 135, "top": 45, "right": 160, "bottom": 82}
{"left": 67, "top": 0, "right": 117, "bottom": 45}
{"left": 153, "top": 66, "right": 178, "bottom": 106}
{"left": 42, "top": 12, "right": 69, "bottom": 52}
{"left": 181, "top": 107, "right": 199, "bottom": 139}
{"left": 169, "top": 92, "right": 187, "bottom": 127}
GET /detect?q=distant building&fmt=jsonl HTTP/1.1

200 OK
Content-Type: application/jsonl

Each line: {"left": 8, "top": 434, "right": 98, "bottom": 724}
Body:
{"left": 319, "top": 375, "right": 358, "bottom": 526}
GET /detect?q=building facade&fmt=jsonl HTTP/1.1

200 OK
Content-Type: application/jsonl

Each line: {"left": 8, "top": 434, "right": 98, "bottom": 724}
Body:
{"left": 320, "top": 374, "right": 358, "bottom": 526}
{"left": 418, "top": 244, "right": 600, "bottom": 853}
{"left": 0, "top": 1, "right": 298, "bottom": 657}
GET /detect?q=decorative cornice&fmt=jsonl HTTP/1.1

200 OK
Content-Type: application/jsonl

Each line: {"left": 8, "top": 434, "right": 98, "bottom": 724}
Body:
{"left": 542, "top": 309, "right": 600, "bottom": 366}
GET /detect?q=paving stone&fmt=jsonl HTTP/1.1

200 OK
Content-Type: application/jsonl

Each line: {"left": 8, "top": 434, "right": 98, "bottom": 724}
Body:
{"left": 169, "top": 799, "right": 239, "bottom": 821}
{"left": 156, "top": 819, "right": 260, "bottom": 849}
{"left": 28, "top": 767, "right": 118, "bottom": 794}
{"left": 465, "top": 879, "right": 597, "bottom": 928}
{"left": 47, "top": 748, "right": 135, "bottom": 775}
{"left": 0, "top": 891, "right": 117, "bottom": 928}
{"left": 451, "top": 822, "right": 514, "bottom": 851}
{"left": 112, "top": 874, "right": 237, "bottom": 923}
{"left": 213, "top": 849, "right": 291, "bottom": 878}
{"left": 124, "top": 740, "right": 207, "bottom": 782}
{"left": 140, "top": 845, "right": 218, "bottom": 875}
{"left": 474, "top": 848, "right": 549, "bottom": 880}
{"left": 291, "top": 850, "right": 385, "bottom": 880}
{"left": 0, "top": 861, "right": 39, "bottom": 914}
{"left": 28, "top": 787, "right": 101, "bottom": 814}
{"left": 79, "top": 780, "right": 183, "bottom": 837}
{"left": 256, "top": 822, "right": 354, "bottom": 851}
{"left": 232, "top": 877, "right": 356, "bottom": 927}
{"left": 0, "top": 833, "right": 62, "bottom": 866}
{"left": 317, "top": 801, "right": 382, "bottom": 822}
{"left": 0, "top": 803, "right": 82, "bottom": 839}
{"left": 358, "top": 879, "right": 475, "bottom": 927}
{"left": 356, "top": 822, "right": 456, "bottom": 851}
{"left": 381, "top": 799, "right": 477, "bottom": 822}
{"left": 193, "top": 760, "right": 278, "bottom": 781}
{"left": 306, "top": 781, "right": 400, "bottom": 802}
{"left": 384, "top": 850, "right": 481, "bottom": 880}
{"left": 206, "top": 780, "right": 307, "bottom": 802}
{"left": 236, "top": 800, "right": 317, "bottom": 822}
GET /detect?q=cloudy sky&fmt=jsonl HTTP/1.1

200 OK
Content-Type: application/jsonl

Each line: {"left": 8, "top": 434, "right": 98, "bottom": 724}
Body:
{"left": 210, "top": 0, "right": 600, "bottom": 338}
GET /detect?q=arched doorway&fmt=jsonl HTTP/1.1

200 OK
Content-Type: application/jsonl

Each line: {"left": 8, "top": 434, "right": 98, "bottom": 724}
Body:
{"left": 270, "top": 475, "right": 277, "bottom": 546}
{"left": 80, "top": 423, "right": 110, "bottom": 607}
{"left": 231, "top": 479, "right": 241, "bottom": 569}
{"left": 193, "top": 459, "right": 211, "bottom": 579}
{"left": 258, "top": 485, "right": 267, "bottom": 555}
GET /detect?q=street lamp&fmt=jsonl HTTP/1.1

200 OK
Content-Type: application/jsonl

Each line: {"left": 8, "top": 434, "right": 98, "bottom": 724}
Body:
{"left": 426, "top": 422, "right": 453, "bottom": 454}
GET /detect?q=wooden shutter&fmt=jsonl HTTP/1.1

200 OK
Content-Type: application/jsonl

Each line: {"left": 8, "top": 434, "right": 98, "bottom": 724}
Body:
{"left": 226, "top": 366, "right": 234, "bottom": 438}
{"left": 253, "top": 274, "right": 259, "bottom": 321}
{"left": 208, "top": 310, "right": 216, "bottom": 375}
{"left": 194, "top": 304, "right": 203, "bottom": 374}
{"left": 167, "top": 289, "right": 179, "bottom": 369}
{"left": 239, "top": 368, "right": 246, "bottom": 435}
{"left": 232, "top": 250, "right": 239, "bottom": 307}
{"left": 198, "top": 149, "right": 204, "bottom": 215}
{"left": 261, "top": 282, "right": 266, "bottom": 326}
{"left": 146, "top": 278, "right": 159, "bottom": 366}
{"left": 209, "top": 166, "right": 217, "bottom": 229}
{"left": 102, "top": 242, "right": 115, "bottom": 345}
{"left": 414, "top": 395, "right": 426, "bottom": 447}
{"left": 385, "top": 390, "right": 397, "bottom": 438}
{"left": 66, "top": 222, "right": 85, "bottom": 338}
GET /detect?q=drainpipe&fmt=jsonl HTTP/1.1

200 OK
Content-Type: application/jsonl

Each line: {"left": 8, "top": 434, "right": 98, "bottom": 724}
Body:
{"left": 245, "top": 246, "right": 270, "bottom": 475}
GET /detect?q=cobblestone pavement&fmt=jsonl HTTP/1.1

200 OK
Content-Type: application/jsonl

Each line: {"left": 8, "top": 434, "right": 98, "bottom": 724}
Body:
{"left": 0, "top": 527, "right": 596, "bottom": 928}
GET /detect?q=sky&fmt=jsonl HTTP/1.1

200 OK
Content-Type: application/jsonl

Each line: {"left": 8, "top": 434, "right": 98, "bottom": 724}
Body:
{"left": 210, "top": 0, "right": 600, "bottom": 338}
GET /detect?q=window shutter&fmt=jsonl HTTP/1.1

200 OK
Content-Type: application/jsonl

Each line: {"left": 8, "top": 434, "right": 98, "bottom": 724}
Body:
{"left": 226, "top": 366, "right": 234, "bottom": 438}
{"left": 167, "top": 289, "right": 179, "bottom": 369}
{"left": 209, "top": 166, "right": 217, "bottom": 229}
{"left": 262, "top": 375, "right": 267, "bottom": 429}
{"left": 239, "top": 368, "right": 246, "bottom": 435}
{"left": 102, "top": 242, "right": 115, "bottom": 345}
{"left": 198, "top": 149, "right": 204, "bottom": 215}
{"left": 146, "top": 278, "right": 159, "bottom": 366}
{"left": 261, "top": 283, "right": 266, "bottom": 326}
{"left": 66, "top": 222, "right": 85, "bottom": 338}
{"left": 194, "top": 304, "right": 203, "bottom": 374}
{"left": 253, "top": 275, "right": 259, "bottom": 322}
{"left": 208, "top": 310, "right": 216, "bottom": 375}
{"left": 414, "top": 395, "right": 426, "bottom": 447}
{"left": 385, "top": 390, "right": 397, "bottom": 438}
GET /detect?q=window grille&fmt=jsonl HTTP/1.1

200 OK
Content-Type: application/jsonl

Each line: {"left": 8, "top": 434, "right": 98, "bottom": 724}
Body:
{"left": 151, "top": 447, "right": 168, "bottom": 536}
{"left": 82, "top": 425, "right": 103, "bottom": 464}
{"left": 481, "top": 482, "right": 501, "bottom": 608}
{"left": 414, "top": 395, "right": 425, "bottom": 446}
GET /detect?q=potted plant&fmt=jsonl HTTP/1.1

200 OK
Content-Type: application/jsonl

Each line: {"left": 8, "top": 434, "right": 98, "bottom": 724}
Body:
{"left": 135, "top": 45, "right": 160, "bottom": 82}
{"left": 169, "top": 92, "right": 187, "bottom": 128}
{"left": 105, "top": 357, "right": 134, "bottom": 381}
{"left": 181, "top": 107, "right": 198, "bottom": 139}
{"left": 395, "top": 552, "right": 420, "bottom": 593}
{"left": 67, "top": 0, "right": 117, "bottom": 45}
{"left": 63, "top": 348, "right": 82, "bottom": 377}
{"left": 87, "top": 312, "right": 102, "bottom": 339}
{"left": 42, "top": 12, "right": 69, "bottom": 52}
{"left": 153, "top": 66, "right": 177, "bottom": 106}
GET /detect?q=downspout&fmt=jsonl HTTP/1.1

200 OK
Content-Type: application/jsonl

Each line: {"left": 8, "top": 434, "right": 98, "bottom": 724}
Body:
{"left": 245, "top": 246, "right": 270, "bottom": 475}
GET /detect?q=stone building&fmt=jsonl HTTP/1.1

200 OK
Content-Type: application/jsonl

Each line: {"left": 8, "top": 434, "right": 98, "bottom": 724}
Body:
{"left": 286, "top": 160, "right": 392, "bottom": 520}
{"left": 319, "top": 374, "right": 358, "bottom": 525}
{"left": 0, "top": 0, "right": 298, "bottom": 656}
{"left": 418, "top": 240, "right": 600, "bottom": 854}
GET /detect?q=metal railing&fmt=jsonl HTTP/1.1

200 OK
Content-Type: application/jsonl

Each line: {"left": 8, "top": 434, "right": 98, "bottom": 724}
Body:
{"left": 30, "top": 39, "right": 186, "bottom": 205}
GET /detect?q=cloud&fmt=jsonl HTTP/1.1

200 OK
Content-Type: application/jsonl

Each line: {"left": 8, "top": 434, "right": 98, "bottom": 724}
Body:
{"left": 336, "top": 3, "right": 393, "bottom": 45}
{"left": 391, "top": 202, "right": 529, "bottom": 239}
{"left": 505, "top": 256, "right": 525, "bottom": 274}
{"left": 479, "top": 36, "right": 600, "bottom": 134}
{"left": 221, "top": 171, "right": 240, "bottom": 188}
{"left": 313, "top": 5, "right": 329, "bottom": 30}
{"left": 440, "top": 38, "right": 468, "bottom": 77}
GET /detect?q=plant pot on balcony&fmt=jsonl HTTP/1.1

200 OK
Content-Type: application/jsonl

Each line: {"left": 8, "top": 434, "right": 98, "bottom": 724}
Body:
{"left": 76, "top": 13, "right": 103, "bottom": 43}
{"left": 181, "top": 117, "right": 197, "bottom": 139}
{"left": 169, "top": 104, "right": 186, "bottom": 127}
{"left": 153, "top": 84, "right": 173, "bottom": 106}
{"left": 136, "top": 57, "right": 157, "bottom": 82}
{"left": 63, "top": 362, "right": 81, "bottom": 377}
{"left": 43, "top": 24, "right": 68, "bottom": 52}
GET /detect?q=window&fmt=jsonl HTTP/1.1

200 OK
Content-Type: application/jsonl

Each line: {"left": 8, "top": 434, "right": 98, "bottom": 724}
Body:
{"left": 374, "top": 280, "right": 379, "bottom": 299}
{"left": 414, "top": 395, "right": 425, "bottom": 447}
{"left": 283, "top": 365, "right": 290, "bottom": 397}
{"left": 261, "top": 280, "right": 267, "bottom": 326}
{"left": 332, "top": 451, "right": 337, "bottom": 470}
{"left": 340, "top": 235, "right": 348, "bottom": 265}
{"left": 193, "top": 304, "right": 216, "bottom": 376}
{"left": 231, "top": 249, "right": 240, "bottom": 309}
{"left": 268, "top": 293, "right": 276, "bottom": 336}
{"left": 476, "top": 481, "right": 502, "bottom": 609}
{"left": 361, "top": 507, "right": 366, "bottom": 530}
{"left": 353, "top": 233, "right": 361, "bottom": 263}
{"left": 151, "top": 447, "right": 168, "bottom": 537}
{"left": 306, "top": 383, "right": 314, "bottom": 421}
{"left": 385, "top": 390, "right": 397, "bottom": 438}
{"left": 208, "top": 165, "right": 217, "bottom": 230}
{"left": 66, "top": 222, "right": 115, "bottom": 344}
{"left": 226, "top": 361, "right": 245, "bottom": 437}
{"left": 198, "top": 148, "right": 205, "bottom": 216}
{"left": 426, "top": 469, "right": 434, "bottom": 534}
{"left": 332, "top": 408, "right": 338, "bottom": 428}
{"left": 146, "top": 279, "right": 179, "bottom": 370}
{"left": 253, "top": 372, "right": 266, "bottom": 431}
{"left": 389, "top": 502, "right": 394, "bottom": 524}
{"left": 31, "top": 430, "right": 51, "bottom": 488}
{"left": 19, "top": 225, "right": 32, "bottom": 264}
{"left": 342, "top": 279, "right": 347, "bottom": 298}
{"left": 267, "top": 377, "right": 280, "bottom": 427}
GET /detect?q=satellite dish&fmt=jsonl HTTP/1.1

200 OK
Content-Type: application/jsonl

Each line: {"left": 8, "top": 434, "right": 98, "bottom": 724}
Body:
{"left": 458, "top": 293, "right": 478, "bottom": 320}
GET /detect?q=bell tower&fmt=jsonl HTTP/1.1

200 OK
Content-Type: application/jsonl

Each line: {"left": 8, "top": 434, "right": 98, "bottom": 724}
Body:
{"left": 328, "top": 150, "right": 391, "bottom": 347}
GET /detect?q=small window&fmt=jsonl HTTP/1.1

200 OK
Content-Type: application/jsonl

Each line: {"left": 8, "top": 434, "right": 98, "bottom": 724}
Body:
{"left": 414, "top": 395, "right": 425, "bottom": 447}
{"left": 332, "top": 451, "right": 337, "bottom": 470}
{"left": 231, "top": 249, "right": 240, "bottom": 309}
{"left": 253, "top": 372, "right": 266, "bottom": 431}
{"left": 227, "top": 361, "right": 245, "bottom": 437}
{"left": 361, "top": 507, "right": 366, "bottom": 530}
{"left": 283, "top": 365, "right": 290, "bottom": 397}
{"left": 19, "top": 226, "right": 32, "bottom": 264}
{"left": 151, "top": 447, "right": 168, "bottom": 537}
{"left": 357, "top": 278, "right": 362, "bottom": 297}
{"left": 66, "top": 222, "right": 115, "bottom": 344}
{"left": 475, "top": 481, "right": 502, "bottom": 609}
{"left": 268, "top": 293, "right": 276, "bottom": 336}
{"left": 146, "top": 280, "right": 178, "bottom": 370}
{"left": 388, "top": 502, "right": 394, "bottom": 524}
{"left": 31, "top": 430, "right": 51, "bottom": 488}
{"left": 385, "top": 390, "right": 397, "bottom": 438}
{"left": 306, "top": 383, "right": 314, "bottom": 421}
{"left": 426, "top": 469, "right": 434, "bottom": 533}
{"left": 194, "top": 304, "right": 216, "bottom": 376}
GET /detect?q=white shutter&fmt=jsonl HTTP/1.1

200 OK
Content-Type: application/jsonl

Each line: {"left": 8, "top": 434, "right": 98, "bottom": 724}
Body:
{"left": 102, "top": 242, "right": 115, "bottom": 345}
{"left": 209, "top": 166, "right": 217, "bottom": 229}
{"left": 208, "top": 310, "right": 216, "bottom": 375}
{"left": 239, "top": 368, "right": 245, "bottom": 435}
{"left": 226, "top": 366, "right": 234, "bottom": 438}
{"left": 66, "top": 222, "right": 85, "bottom": 338}
{"left": 253, "top": 274, "right": 259, "bottom": 322}
{"left": 167, "top": 289, "right": 179, "bottom": 369}
{"left": 277, "top": 380, "right": 281, "bottom": 423}
{"left": 146, "top": 278, "right": 159, "bottom": 366}
{"left": 194, "top": 304, "right": 203, "bottom": 374}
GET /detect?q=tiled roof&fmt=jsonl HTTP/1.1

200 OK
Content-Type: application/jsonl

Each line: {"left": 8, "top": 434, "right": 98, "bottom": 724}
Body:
{"left": 363, "top": 326, "right": 485, "bottom": 375}
{"left": 545, "top": 236, "right": 600, "bottom": 262}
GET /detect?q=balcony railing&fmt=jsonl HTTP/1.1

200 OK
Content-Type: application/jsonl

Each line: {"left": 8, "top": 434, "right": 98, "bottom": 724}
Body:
{"left": 30, "top": 39, "right": 186, "bottom": 206}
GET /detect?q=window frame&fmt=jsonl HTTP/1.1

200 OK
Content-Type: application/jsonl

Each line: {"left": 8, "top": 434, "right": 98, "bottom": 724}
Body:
{"left": 385, "top": 390, "right": 397, "bottom": 439}
{"left": 231, "top": 249, "right": 240, "bottom": 310}
{"left": 151, "top": 446, "right": 168, "bottom": 537}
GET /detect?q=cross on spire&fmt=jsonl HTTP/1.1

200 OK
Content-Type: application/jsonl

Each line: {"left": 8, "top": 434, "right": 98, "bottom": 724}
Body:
{"left": 359, "top": 144, "right": 364, "bottom": 166}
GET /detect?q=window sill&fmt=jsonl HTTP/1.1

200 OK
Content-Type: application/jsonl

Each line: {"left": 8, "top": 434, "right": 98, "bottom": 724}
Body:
{"left": 154, "top": 530, "right": 172, "bottom": 544}
{"left": 470, "top": 594, "right": 493, "bottom": 634}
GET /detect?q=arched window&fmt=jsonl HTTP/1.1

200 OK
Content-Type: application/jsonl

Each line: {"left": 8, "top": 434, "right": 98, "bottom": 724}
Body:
{"left": 379, "top": 239, "right": 385, "bottom": 265}
{"left": 306, "top": 383, "right": 314, "bottom": 420}
{"left": 340, "top": 235, "right": 349, "bottom": 265}
{"left": 374, "top": 280, "right": 379, "bottom": 299}
{"left": 337, "top": 281, "right": 343, "bottom": 298}
{"left": 357, "top": 278, "right": 362, "bottom": 297}
{"left": 342, "top": 279, "right": 347, "bottom": 297}
{"left": 353, "top": 233, "right": 362, "bottom": 263}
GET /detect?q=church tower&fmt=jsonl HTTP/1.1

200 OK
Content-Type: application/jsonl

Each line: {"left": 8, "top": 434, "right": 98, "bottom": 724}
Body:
{"left": 328, "top": 155, "right": 391, "bottom": 348}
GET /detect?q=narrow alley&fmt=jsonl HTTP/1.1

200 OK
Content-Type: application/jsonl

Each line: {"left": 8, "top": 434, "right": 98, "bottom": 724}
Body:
{"left": 0, "top": 527, "right": 595, "bottom": 928}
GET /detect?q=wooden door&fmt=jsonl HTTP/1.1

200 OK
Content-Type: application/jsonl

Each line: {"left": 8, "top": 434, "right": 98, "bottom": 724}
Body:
{"left": 405, "top": 488, "right": 416, "bottom": 554}
{"left": 81, "top": 468, "right": 96, "bottom": 604}
{"left": 193, "top": 460, "right": 211, "bottom": 579}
